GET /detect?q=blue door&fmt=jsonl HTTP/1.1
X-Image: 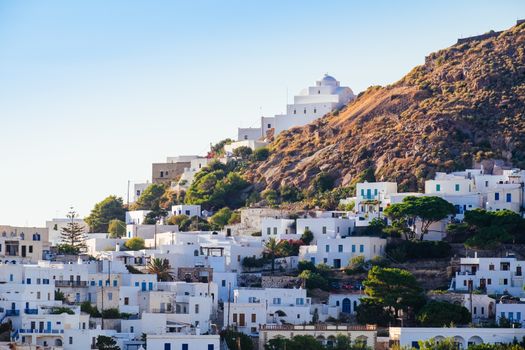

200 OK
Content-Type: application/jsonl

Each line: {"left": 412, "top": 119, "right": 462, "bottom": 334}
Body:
{"left": 342, "top": 298, "right": 351, "bottom": 313}
{"left": 47, "top": 321, "right": 52, "bottom": 332}
{"left": 141, "top": 282, "right": 147, "bottom": 291}
{"left": 148, "top": 282, "right": 153, "bottom": 290}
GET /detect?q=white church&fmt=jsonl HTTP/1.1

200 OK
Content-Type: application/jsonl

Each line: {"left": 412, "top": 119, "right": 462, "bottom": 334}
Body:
{"left": 235, "top": 74, "right": 355, "bottom": 147}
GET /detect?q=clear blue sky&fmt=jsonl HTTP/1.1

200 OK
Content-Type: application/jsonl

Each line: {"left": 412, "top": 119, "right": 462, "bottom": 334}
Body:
{"left": 0, "top": 0, "right": 523, "bottom": 227}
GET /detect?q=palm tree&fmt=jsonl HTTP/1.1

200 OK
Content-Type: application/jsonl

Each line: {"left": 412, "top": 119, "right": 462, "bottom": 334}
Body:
{"left": 264, "top": 237, "right": 281, "bottom": 272}
{"left": 147, "top": 258, "right": 174, "bottom": 281}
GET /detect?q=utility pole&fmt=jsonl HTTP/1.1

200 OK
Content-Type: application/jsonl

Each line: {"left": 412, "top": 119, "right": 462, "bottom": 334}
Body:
{"left": 227, "top": 282, "right": 231, "bottom": 329}
{"left": 127, "top": 180, "right": 130, "bottom": 207}
{"left": 154, "top": 223, "right": 157, "bottom": 250}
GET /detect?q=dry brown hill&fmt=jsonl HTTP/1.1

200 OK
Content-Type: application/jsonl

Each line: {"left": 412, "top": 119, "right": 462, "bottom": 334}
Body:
{"left": 247, "top": 22, "right": 525, "bottom": 193}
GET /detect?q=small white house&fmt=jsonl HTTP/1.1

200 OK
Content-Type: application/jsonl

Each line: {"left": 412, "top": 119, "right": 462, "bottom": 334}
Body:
{"left": 147, "top": 333, "right": 220, "bottom": 350}
{"left": 296, "top": 217, "right": 355, "bottom": 244}
{"left": 260, "top": 218, "right": 297, "bottom": 242}
{"left": 225, "top": 287, "right": 312, "bottom": 335}
{"left": 355, "top": 182, "right": 398, "bottom": 216}
{"left": 496, "top": 301, "right": 525, "bottom": 326}
{"left": 125, "top": 210, "right": 151, "bottom": 225}
{"left": 299, "top": 236, "right": 386, "bottom": 268}
{"left": 171, "top": 205, "right": 202, "bottom": 218}
{"left": 452, "top": 255, "right": 525, "bottom": 296}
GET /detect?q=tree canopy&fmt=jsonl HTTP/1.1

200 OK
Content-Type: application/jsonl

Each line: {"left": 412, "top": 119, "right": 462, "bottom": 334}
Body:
{"left": 361, "top": 266, "right": 425, "bottom": 321}
{"left": 60, "top": 209, "right": 87, "bottom": 254}
{"left": 384, "top": 196, "right": 455, "bottom": 240}
{"left": 124, "top": 237, "right": 145, "bottom": 251}
{"left": 184, "top": 161, "right": 251, "bottom": 210}
{"left": 108, "top": 219, "right": 126, "bottom": 238}
{"left": 416, "top": 301, "right": 471, "bottom": 326}
{"left": 85, "top": 195, "right": 126, "bottom": 233}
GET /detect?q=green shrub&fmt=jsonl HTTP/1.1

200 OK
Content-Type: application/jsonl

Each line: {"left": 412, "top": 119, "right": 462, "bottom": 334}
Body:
{"left": 253, "top": 147, "right": 270, "bottom": 161}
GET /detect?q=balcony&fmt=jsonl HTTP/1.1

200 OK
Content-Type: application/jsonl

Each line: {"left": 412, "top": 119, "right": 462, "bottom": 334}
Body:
{"left": 55, "top": 280, "right": 88, "bottom": 288}
{"left": 5, "top": 310, "right": 20, "bottom": 316}
{"left": 24, "top": 308, "right": 38, "bottom": 315}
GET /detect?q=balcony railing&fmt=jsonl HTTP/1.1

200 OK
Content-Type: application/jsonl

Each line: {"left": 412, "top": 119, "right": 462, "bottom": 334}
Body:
{"left": 260, "top": 324, "right": 376, "bottom": 331}
{"left": 19, "top": 328, "right": 64, "bottom": 334}
{"left": 55, "top": 280, "right": 88, "bottom": 288}
{"left": 5, "top": 310, "right": 20, "bottom": 316}
{"left": 24, "top": 308, "right": 38, "bottom": 315}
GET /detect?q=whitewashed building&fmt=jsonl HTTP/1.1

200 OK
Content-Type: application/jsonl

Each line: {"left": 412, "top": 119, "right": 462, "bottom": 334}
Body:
{"left": 390, "top": 327, "right": 525, "bottom": 349}
{"left": 261, "top": 74, "right": 355, "bottom": 137}
{"left": 225, "top": 287, "right": 311, "bottom": 335}
{"left": 299, "top": 236, "right": 386, "bottom": 268}
{"left": 171, "top": 205, "right": 202, "bottom": 218}
{"left": 296, "top": 217, "right": 355, "bottom": 244}
{"left": 451, "top": 254, "right": 525, "bottom": 296}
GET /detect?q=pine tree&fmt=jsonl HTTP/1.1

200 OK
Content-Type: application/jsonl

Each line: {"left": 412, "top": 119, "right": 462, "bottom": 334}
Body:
{"left": 60, "top": 208, "right": 87, "bottom": 254}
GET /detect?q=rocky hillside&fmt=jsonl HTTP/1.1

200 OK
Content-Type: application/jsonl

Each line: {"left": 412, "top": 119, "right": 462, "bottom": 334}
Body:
{"left": 247, "top": 22, "right": 525, "bottom": 193}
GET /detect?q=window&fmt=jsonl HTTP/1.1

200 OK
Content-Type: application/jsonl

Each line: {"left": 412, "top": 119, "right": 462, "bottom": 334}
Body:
{"left": 130, "top": 326, "right": 134, "bottom": 333}
{"left": 518, "top": 312, "right": 522, "bottom": 321}
{"left": 322, "top": 226, "right": 327, "bottom": 234}
{"left": 303, "top": 109, "right": 306, "bottom": 114}
{"left": 222, "top": 280, "right": 226, "bottom": 287}
{"left": 273, "top": 298, "right": 281, "bottom": 305}
{"left": 37, "top": 292, "right": 41, "bottom": 299}
{"left": 208, "top": 345, "right": 214, "bottom": 350}
{"left": 297, "top": 313, "right": 300, "bottom": 319}
{"left": 495, "top": 192, "right": 500, "bottom": 201}
{"left": 293, "top": 109, "right": 296, "bottom": 114}
{"left": 351, "top": 245, "right": 356, "bottom": 253}
{"left": 489, "top": 264, "right": 494, "bottom": 270}
{"left": 481, "top": 307, "right": 485, "bottom": 315}
{"left": 124, "top": 297, "right": 129, "bottom": 305}
{"left": 506, "top": 193, "right": 512, "bottom": 202}
{"left": 325, "top": 245, "right": 330, "bottom": 252}
{"left": 296, "top": 298, "right": 304, "bottom": 305}
{"left": 436, "top": 184, "right": 441, "bottom": 192}
{"left": 509, "top": 312, "right": 514, "bottom": 320}
{"left": 487, "top": 278, "right": 492, "bottom": 285}
{"left": 267, "top": 124, "right": 271, "bottom": 128}
{"left": 251, "top": 313, "right": 256, "bottom": 322}
{"left": 160, "top": 171, "right": 164, "bottom": 178}
{"left": 113, "top": 280, "right": 117, "bottom": 287}
{"left": 359, "top": 245, "right": 364, "bottom": 253}
{"left": 28, "top": 246, "right": 33, "bottom": 253}
{"left": 233, "top": 313, "right": 237, "bottom": 323}
{"left": 69, "top": 337, "right": 73, "bottom": 345}
{"left": 338, "top": 245, "right": 343, "bottom": 252}
{"left": 455, "top": 184, "right": 460, "bottom": 191}
{"left": 164, "top": 344, "right": 171, "bottom": 350}
{"left": 195, "top": 304, "right": 199, "bottom": 314}
{"left": 273, "top": 227, "right": 277, "bottom": 235}
{"left": 108, "top": 292, "right": 113, "bottom": 301}
{"left": 266, "top": 228, "right": 271, "bottom": 235}
{"left": 26, "top": 278, "right": 31, "bottom": 284}
{"left": 314, "top": 108, "right": 317, "bottom": 113}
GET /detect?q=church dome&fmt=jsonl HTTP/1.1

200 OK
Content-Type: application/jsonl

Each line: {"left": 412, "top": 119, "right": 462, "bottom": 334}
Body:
{"left": 321, "top": 74, "right": 336, "bottom": 82}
